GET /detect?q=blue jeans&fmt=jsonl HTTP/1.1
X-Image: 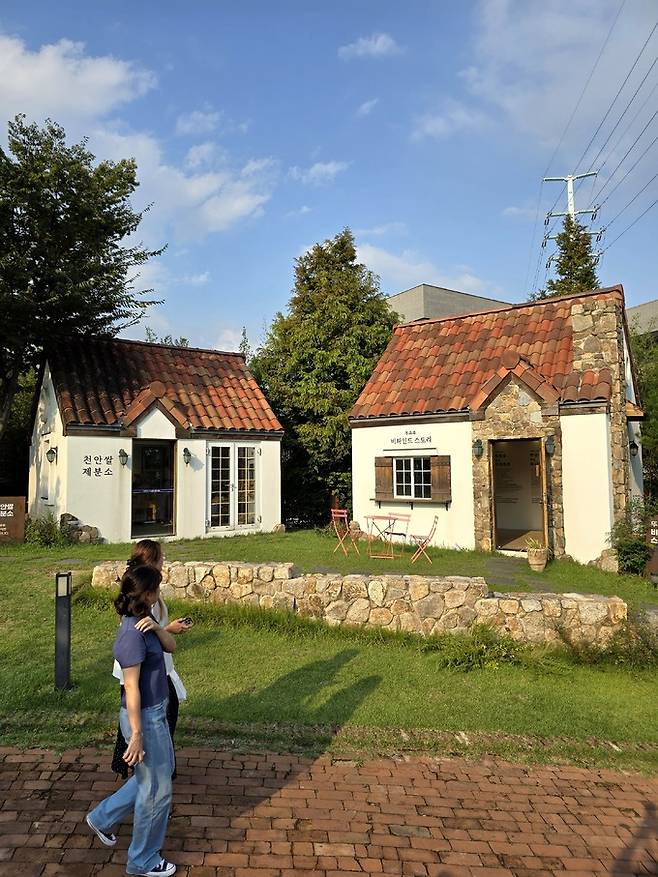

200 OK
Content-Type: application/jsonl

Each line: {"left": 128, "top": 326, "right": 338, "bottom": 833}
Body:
{"left": 89, "top": 699, "right": 174, "bottom": 874}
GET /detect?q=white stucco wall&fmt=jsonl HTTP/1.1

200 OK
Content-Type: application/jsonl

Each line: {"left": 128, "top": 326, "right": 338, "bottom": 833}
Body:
{"left": 29, "top": 376, "right": 282, "bottom": 542}
{"left": 351, "top": 420, "right": 475, "bottom": 549}
{"left": 561, "top": 412, "right": 614, "bottom": 563}
{"left": 28, "top": 367, "right": 67, "bottom": 521}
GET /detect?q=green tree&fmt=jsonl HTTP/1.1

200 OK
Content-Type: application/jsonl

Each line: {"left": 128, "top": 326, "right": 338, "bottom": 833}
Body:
{"left": 0, "top": 115, "right": 162, "bottom": 442}
{"left": 533, "top": 214, "right": 599, "bottom": 300}
{"left": 144, "top": 326, "right": 189, "bottom": 347}
{"left": 239, "top": 326, "right": 253, "bottom": 364}
{"left": 251, "top": 228, "right": 397, "bottom": 525}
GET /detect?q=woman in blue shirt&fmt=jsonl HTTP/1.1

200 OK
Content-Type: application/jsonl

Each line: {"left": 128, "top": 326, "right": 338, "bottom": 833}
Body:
{"left": 86, "top": 564, "right": 178, "bottom": 877}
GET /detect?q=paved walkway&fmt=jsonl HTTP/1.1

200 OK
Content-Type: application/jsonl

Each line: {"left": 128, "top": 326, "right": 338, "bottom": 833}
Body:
{"left": 0, "top": 746, "right": 656, "bottom": 877}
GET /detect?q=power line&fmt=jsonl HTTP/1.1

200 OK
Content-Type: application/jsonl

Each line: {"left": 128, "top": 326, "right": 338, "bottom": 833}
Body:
{"left": 572, "top": 16, "right": 658, "bottom": 176}
{"left": 601, "top": 195, "right": 658, "bottom": 251}
{"left": 604, "top": 170, "right": 658, "bottom": 228}
{"left": 596, "top": 76, "right": 658, "bottom": 179}
{"left": 593, "top": 109, "right": 658, "bottom": 205}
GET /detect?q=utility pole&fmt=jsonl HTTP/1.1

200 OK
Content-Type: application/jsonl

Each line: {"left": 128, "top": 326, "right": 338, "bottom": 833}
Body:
{"left": 541, "top": 171, "right": 604, "bottom": 264}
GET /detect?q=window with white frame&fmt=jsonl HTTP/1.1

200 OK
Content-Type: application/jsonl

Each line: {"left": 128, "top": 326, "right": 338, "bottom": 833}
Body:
{"left": 394, "top": 456, "right": 432, "bottom": 499}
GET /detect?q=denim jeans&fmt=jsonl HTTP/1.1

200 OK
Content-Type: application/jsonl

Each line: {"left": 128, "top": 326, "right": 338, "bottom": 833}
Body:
{"left": 88, "top": 699, "right": 174, "bottom": 874}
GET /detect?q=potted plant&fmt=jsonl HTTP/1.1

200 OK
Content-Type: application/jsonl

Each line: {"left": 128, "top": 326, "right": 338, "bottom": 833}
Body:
{"left": 525, "top": 537, "right": 549, "bottom": 572}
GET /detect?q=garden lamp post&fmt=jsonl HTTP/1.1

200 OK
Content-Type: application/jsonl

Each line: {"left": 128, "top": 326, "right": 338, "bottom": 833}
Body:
{"left": 55, "top": 571, "right": 73, "bottom": 690}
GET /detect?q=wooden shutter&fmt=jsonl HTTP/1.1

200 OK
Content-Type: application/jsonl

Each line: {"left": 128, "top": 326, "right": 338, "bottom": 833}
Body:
{"left": 430, "top": 455, "right": 451, "bottom": 503}
{"left": 374, "top": 456, "right": 394, "bottom": 501}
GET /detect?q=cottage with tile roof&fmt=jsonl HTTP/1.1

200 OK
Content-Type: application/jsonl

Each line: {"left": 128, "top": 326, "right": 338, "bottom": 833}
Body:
{"left": 350, "top": 285, "right": 644, "bottom": 565}
{"left": 29, "top": 337, "right": 283, "bottom": 543}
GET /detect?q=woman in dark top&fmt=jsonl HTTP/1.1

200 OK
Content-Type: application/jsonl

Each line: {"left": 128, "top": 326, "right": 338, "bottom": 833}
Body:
{"left": 86, "top": 564, "right": 178, "bottom": 877}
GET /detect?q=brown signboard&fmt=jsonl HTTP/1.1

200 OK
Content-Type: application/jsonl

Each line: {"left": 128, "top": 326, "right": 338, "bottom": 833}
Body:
{"left": 0, "top": 497, "right": 26, "bottom": 543}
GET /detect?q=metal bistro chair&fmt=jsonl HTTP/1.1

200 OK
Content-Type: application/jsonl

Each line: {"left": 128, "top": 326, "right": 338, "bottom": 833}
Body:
{"left": 387, "top": 512, "right": 411, "bottom": 558}
{"left": 331, "top": 508, "right": 361, "bottom": 556}
{"left": 409, "top": 515, "right": 439, "bottom": 564}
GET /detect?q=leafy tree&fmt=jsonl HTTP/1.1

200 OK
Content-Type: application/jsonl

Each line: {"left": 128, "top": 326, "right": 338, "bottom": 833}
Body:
{"left": 144, "top": 326, "right": 189, "bottom": 347}
{"left": 0, "top": 115, "right": 162, "bottom": 442}
{"left": 239, "top": 327, "right": 253, "bottom": 364}
{"left": 251, "top": 228, "right": 397, "bottom": 525}
{"left": 0, "top": 370, "right": 37, "bottom": 495}
{"left": 532, "top": 214, "right": 599, "bottom": 300}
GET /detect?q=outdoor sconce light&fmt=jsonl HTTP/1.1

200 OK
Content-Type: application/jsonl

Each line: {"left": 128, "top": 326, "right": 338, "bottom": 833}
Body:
{"left": 630, "top": 440, "right": 639, "bottom": 458}
{"left": 472, "top": 439, "right": 484, "bottom": 459}
{"left": 54, "top": 571, "right": 72, "bottom": 690}
{"left": 183, "top": 447, "right": 192, "bottom": 466}
{"left": 118, "top": 448, "right": 129, "bottom": 467}
{"left": 46, "top": 447, "right": 58, "bottom": 464}
{"left": 545, "top": 435, "right": 556, "bottom": 456}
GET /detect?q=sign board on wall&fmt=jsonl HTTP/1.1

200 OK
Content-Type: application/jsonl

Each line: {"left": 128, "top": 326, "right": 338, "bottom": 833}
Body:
{"left": 0, "top": 497, "right": 26, "bottom": 543}
{"left": 645, "top": 518, "right": 658, "bottom": 580}
{"left": 388, "top": 429, "right": 433, "bottom": 448}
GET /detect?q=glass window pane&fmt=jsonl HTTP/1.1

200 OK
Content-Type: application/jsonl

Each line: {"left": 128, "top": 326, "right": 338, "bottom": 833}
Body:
{"left": 413, "top": 456, "right": 432, "bottom": 499}
{"left": 210, "top": 446, "right": 231, "bottom": 527}
{"left": 237, "top": 446, "right": 256, "bottom": 525}
{"left": 394, "top": 458, "right": 412, "bottom": 497}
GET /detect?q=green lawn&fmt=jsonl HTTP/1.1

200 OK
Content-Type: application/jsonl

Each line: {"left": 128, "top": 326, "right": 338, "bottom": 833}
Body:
{"left": 1, "top": 533, "right": 657, "bottom": 773}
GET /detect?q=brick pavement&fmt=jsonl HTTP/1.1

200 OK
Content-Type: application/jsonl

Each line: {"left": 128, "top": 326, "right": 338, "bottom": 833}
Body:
{"left": 0, "top": 745, "right": 656, "bottom": 877}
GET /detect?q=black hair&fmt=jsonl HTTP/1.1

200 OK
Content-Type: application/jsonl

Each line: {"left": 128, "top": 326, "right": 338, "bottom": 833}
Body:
{"left": 114, "top": 564, "right": 162, "bottom": 618}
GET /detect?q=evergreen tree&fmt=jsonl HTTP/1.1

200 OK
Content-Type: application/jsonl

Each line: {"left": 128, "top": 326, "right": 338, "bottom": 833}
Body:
{"left": 238, "top": 327, "right": 252, "bottom": 364}
{"left": 630, "top": 324, "right": 658, "bottom": 499}
{"left": 532, "top": 214, "right": 599, "bottom": 300}
{"left": 251, "top": 228, "right": 397, "bottom": 525}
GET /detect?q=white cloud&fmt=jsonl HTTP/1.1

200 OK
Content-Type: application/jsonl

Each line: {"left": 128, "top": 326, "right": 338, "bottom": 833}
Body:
{"left": 180, "top": 271, "right": 210, "bottom": 286}
{"left": 355, "top": 221, "right": 406, "bottom": 236}
{"left": 289, "top": 160, "right": 350, "bottom": 186}
{"left": 412, "top": 99, "right": 488, "bottom": 140}
{"left": 356, "top": 98, "right": 379, "bottom": 117}
{"left": 91, "top": 126, "right": 277, "bottom": 241}
{"left": 0, "top": 33, "right": 154, "bottom": 126}
{"left": 502, "top": 205, "right": 537, "bottom": 219}
{"left": 215, "top": 326, "right": 243, "bottom": 351}
{"left": 175, "top": 109, "right": 220, "bottom": 136}
{"left": 357, "top": 242, "right": 494, "bottom": 295}
{"left": 286, "top": 205, "right": 312, "bottom": 217}
{"left": 338, "top": 32, "right": 403, "bottom": 60}
{"left": 184, "top": 142, "right": 220, "bottom": 169}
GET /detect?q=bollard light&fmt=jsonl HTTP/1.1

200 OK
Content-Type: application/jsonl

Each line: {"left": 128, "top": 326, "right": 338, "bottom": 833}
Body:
{"left": 55, "top": 571, "right": 73, "bottom": 690}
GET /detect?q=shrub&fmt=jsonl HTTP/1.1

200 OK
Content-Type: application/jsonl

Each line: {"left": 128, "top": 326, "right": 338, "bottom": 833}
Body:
{"left": 608, "top": 497, "right": 657, "bottom": 574}
{"left": 24, "top": 512, "right": 72, "bottom": 548}
{"left": 559, "top": 613, "right": 658, "bottom": 669}
{"left": 433, "top": 624, "right": 525, "bottom": 672}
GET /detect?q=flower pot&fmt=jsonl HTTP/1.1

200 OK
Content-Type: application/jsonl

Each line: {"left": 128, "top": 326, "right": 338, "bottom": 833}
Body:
{"left": 527, "top": 547, "right": 548, "bottom": 572}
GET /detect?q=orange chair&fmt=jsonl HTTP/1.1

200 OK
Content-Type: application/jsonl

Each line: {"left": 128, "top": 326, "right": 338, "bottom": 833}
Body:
{"left": 331, "top": 509, "right": 361, "bottom": 556}
{"left": 409, "top": 515, "right": 439, "bottom": 564}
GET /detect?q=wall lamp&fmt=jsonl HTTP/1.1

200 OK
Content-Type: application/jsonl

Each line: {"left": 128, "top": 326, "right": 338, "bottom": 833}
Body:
{"left": 472, "top": 439, "right": 484, "bottom": 459}
{"left": 118, "top": 448, "right": 129, "bottom": 467}
{"left": 46, "top": 446, "right": 58, "bottom": 464}
{"left": 545, "top": 435, "right": 556, "bottom": 457}
{"left": 630, "top": 439, "right": 639, "bottom": 458}
{"left": 183, "top": 447, "right": 192, "bottom": 466}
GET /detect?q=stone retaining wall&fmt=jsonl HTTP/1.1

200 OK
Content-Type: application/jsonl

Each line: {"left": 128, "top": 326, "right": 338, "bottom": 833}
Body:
{"left": 92, "top": 561, "right": 627, "bottom": 646}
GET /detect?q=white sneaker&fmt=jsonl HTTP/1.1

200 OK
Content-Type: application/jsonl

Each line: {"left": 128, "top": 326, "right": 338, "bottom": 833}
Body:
{"left": 139, "top": 860, "right": 177, "bottom": 877}
{"left": 85, "top": 813, "right": 117, "bottom": 847}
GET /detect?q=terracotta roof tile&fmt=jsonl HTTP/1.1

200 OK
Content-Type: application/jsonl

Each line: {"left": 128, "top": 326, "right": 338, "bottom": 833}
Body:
{"left": 351, "top": 286, "right": 624, "bottom": 419}
{"left": 49, "top": 337, "right": 283, "bottom": 434}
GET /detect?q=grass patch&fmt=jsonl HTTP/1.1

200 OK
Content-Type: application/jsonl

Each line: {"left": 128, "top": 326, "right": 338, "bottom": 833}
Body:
{"left": 1, "top": 536, "right": 657, "bottom": 772}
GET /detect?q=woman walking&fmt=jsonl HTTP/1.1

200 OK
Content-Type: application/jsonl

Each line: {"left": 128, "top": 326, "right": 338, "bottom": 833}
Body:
{"left": 86, "top": 564, "right": 177, "bottom": 877}
{"left": 112, "top": 540, "right": 192, "bottom": 779}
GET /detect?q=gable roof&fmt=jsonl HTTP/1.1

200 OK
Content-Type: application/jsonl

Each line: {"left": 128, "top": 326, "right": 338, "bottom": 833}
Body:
{"left": 351, "top": 286, "right": 625, "bottom": 421}
{"left": 48, "top": 337, "right": 283, "bottom": 434}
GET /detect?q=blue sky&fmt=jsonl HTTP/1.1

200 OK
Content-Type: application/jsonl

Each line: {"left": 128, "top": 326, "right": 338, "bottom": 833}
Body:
{"left": 1, "top": 1, "right": 657, "bottom": 350}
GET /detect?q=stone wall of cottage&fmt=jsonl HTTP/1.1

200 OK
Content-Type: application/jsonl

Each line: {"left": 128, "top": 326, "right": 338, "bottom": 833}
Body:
{"left": 93, "top": 560, "right": 626, "bottom": 646}
{"left": 571, "top": 296, "right": 629, "bottom": 522}
{"left": 471, "top": 378, "right": 565, "bottom": 556}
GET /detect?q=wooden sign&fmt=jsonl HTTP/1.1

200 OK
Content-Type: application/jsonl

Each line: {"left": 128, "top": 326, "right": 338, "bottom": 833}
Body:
{"left": 0, "top": 497, "right": 26, "bottom": 543}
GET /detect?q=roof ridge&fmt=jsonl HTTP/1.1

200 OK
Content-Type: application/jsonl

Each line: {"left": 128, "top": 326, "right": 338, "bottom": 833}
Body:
{"left": 82, "top": 335, "right": 246, "bottom": 359}
{"left": 395, "top": 284, "right": 625, "bottom": 331}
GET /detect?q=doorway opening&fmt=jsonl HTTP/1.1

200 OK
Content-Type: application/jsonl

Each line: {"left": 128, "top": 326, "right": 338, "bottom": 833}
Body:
{"left": 491, "top": 438, "right": 546, "bottom": 551}
{"left": 131, "top": 440, "right": 175, "bottom": 538}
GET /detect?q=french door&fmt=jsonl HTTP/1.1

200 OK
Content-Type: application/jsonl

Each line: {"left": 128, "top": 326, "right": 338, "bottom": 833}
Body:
{"left": 207, "top": 443, "right": 259, "bottom": 530}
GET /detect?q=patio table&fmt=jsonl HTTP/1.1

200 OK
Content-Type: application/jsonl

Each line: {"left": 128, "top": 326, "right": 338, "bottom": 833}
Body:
{"left": 365, "top": 513, "right": 410, "bottom": 559}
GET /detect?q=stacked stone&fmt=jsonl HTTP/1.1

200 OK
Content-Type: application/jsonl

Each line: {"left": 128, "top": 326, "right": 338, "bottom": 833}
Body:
{"left": 59, "top": 513, "right": 101, "bottom": 544}
{"left": 92, "top": 562, "right": 626, "bottom": 646}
